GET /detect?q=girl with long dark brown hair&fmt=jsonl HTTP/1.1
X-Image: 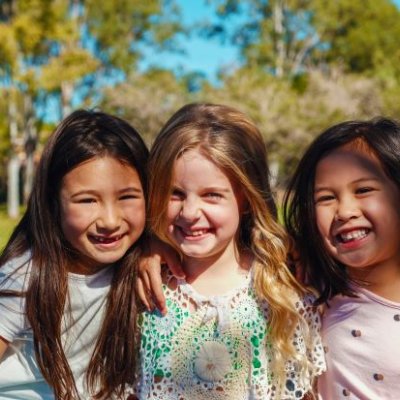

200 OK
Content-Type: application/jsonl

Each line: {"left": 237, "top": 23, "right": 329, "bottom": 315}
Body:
{"left": 0, "top": 110, "right": 148, "bottom": 399}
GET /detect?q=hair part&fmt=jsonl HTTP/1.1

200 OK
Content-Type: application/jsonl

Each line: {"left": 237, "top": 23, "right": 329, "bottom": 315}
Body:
{"left": 283, "top": 117, "right": 400, "bottom": 304}
{"left": 148, "top": 103, "right": 313, "bottom": 392}
{"left": 0, "top": 109, "right": 149, "bottom": 399}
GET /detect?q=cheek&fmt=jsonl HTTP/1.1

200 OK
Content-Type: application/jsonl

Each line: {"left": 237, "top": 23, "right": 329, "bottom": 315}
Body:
{"left": 314, "top": 207, "right": 332, "bottom": 237}
{"left": 60, "top": 204, "right": 95, "bottom": 234}
{"left": 126, "top": 201, "right": 146, "bottom": 230}
{"left": 167, "top": 202, "right": 181, "bottom": 222}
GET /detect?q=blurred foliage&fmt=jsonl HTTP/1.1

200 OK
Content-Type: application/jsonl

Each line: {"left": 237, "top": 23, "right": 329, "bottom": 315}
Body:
{"left": 198, "top": 66, "right": 385, "bottom": 183}
{"left": 101, "top": 69, "right": 195, "bottom": 144}
{"left": 0, "top": 0, "right": 183, "bottom": 210}
{"left": 204, "top": 0, "right": 400, "bottom": 78}
{"left": 0, "top": 203, "right": 23, "bottom": 249}
{"left": 2, "top": 0, "right": 400, "bottom": 214}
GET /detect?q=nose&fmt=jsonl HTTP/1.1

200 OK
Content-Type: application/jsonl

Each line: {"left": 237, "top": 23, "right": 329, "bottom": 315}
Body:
{"left": 97, "top": 202, "right": 121, "bottom": 230}
{"left": 335, "top": 195, "right": 361, "bottom": 221}
{"left": 179, "top": 196, "right": 200, "bottom": 221}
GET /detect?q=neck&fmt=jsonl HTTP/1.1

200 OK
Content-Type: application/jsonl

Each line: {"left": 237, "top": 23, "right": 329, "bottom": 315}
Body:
{"left": 182, "top": 242, "right": 252, "bottom": 296}
{"left": 349, "top": 261, "right": 400, "bottom": 302}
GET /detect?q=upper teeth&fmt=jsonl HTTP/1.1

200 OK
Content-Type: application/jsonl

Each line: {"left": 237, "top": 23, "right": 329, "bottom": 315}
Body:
{"left": 182, "top": 229, "right": 208, "bottom": 236}
{"left": 95, "top": 235, "right": 121, "bottom": 242}
{"left": 339, "top": 229, "right": 368, "bottom": 243}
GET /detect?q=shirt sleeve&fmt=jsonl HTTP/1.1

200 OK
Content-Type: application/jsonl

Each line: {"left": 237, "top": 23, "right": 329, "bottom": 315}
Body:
{"left": 0, "top": 254, "right": 31, "bottom": 342}
{"left": 279, "top": 293, "right": 326, "bottom": 399}
{"left": 302, "top": 294, "right": 326, "bottom": 375}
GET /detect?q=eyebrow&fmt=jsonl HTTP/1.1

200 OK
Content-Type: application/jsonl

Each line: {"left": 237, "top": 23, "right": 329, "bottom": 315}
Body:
{"left": 172, "top": 185, "right": 232, "bottom": 192}
{"left": 70, "top": 186, "right": 143, "bottom": 198}
{"left": 314, "top": 177, "right": 380, "bottom": 192}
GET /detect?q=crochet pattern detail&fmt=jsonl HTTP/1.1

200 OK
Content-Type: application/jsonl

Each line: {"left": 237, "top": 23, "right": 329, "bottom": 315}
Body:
{"left": 136, "top": 273, "right": 325, "bottom": 399}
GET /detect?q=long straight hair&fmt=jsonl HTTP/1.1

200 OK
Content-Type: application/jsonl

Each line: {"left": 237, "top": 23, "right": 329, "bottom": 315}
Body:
{"left": 0, "top": 110, "right": 149, "bottom": 399}
{"left": 283, "top": 117, "right": 400, "bottom": 303}
{"left": 148, "top": 103, "right": 312, "bottom": 390}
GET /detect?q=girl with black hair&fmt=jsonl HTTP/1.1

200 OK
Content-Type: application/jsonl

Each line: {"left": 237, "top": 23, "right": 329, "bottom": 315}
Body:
{"left": 0, "top": 110, "right": 148, "bottom": 399}
{"left": 284, "top": 118, "right": 400, "bottom": 399}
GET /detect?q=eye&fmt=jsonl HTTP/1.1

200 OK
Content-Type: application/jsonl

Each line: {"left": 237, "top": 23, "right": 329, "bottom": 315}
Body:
{"left": 355, "top": 187, "right": 374, "bottom": 195}
{"left": 314, "top": 194, "right": 335, "bottom": 204}
{"left": 204, "top": 192, "right": 223, "bottom": 200}
{"left": 120, "top": 194, "right": 140, "bottom": 201}
{"left": 171, "top": 188, "right": 185, "bottom": 200}
{"left": 76, "top": 198, "right": 96, "bottom": 204}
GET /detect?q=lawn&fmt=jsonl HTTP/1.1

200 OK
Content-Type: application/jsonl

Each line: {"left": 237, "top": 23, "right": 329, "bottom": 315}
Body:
{"left": 0, "top": 204, "right": 21, "bottom": 250}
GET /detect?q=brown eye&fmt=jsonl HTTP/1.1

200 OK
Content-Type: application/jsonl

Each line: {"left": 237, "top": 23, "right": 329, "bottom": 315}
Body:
{"left": 315, "top": 194, "right": 335, "bottom": 203}
{"left": 170, "top": 189, "right": 184, "bottom": 200}
{"left": 356, "top": 187, "right": 373, "bottom": 194}
{"left": 77, "top": 198, "right": 96, "bottom": 204}
{"left": 205, "top": 192, "right": 222, "bottom": 199}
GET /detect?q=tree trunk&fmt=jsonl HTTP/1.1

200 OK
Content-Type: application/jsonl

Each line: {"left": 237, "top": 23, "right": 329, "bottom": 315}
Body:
{"left": 7, "top": 155, "right": 20, "bottom": 219}
{"left": 23, "top": 93, "right": 37, "bottom": 203}
{"left": 7, "top": 91, "right": 21, "bottom": 218}
{"left": 61, "top": 81, "right": 73, "bottom": 118}
{"left": 273, "top": 0, "right": 285, "bottom": 77}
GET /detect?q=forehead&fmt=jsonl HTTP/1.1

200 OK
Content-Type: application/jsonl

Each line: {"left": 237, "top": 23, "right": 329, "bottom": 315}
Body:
{"left": 173, "top": 149, "right": 233, "bottom": 186}
{"left": 62, "top": 156, "right": 140, "bottom": 187}
{"left": 315, "top": 143, "right": 386, "bottom": 184}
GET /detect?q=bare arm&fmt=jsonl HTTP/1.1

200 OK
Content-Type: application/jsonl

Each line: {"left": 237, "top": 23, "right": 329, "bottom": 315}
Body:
{"left": 0, "top": 336, "right": 9, "bottom": 360}
{"left": 137, "top": 239, "right": 184, "bottom": 315}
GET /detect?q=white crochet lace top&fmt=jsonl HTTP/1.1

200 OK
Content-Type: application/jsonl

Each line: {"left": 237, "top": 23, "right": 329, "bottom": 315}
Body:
{"left": 135, "top": 271, "right": 325, "bottom": 400}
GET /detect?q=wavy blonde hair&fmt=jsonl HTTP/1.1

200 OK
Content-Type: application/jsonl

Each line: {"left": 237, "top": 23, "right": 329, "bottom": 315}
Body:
{"left": 148, "top": 103, "right": 314, "bottom": 391}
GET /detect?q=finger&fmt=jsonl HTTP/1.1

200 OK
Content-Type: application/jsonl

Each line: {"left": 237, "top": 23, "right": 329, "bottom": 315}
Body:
{"left": 165, "top": 257, "right": 185, "bottom": 279}
{"left": 149, "top": 238, "right": 185, "bottom": 279}
{"left": 146, "top": 268, "right": 167, "bottom": 316}
{"left": 136, "top": 276, "right": 152, "bottom": 311}
{"left": 141, "top": 270, "right": 160, "bottom": 311}
{"left": 161, "top": 249, "right": 185, "bottom": 279}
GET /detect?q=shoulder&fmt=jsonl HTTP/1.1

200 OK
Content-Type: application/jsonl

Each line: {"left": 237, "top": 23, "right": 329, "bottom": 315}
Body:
{"left": 295, "top": 292, "right": 321, "bottom": 323}
{"left": 0, "top": 251, "right": 32, "bottom": 291}
{"left": 0, "top": 252, "right": 32, "bottom": 341}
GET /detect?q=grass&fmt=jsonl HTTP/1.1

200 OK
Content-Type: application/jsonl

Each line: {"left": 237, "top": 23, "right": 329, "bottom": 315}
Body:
{"left": 0, "top": 204, "right": 22, "bottom": 250}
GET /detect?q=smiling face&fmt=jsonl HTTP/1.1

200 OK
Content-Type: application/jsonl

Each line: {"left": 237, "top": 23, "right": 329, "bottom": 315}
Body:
{"left": 166, "top": 149, "right": 243, "bottom": 265}
{"left": 314, "top": 143, "right": 400, "bottom": 277}
{"left": 60, "top": 156, "right": 146, "bottom": 274}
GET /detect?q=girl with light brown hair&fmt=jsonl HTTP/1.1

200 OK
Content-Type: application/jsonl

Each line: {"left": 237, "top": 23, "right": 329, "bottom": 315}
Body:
{"left": 135, "top": 103, "right": 325, "bottom": 399}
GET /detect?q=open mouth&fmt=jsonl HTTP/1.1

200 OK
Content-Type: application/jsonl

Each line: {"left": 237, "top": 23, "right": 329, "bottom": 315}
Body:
{"left": 336, "top": 228, "right": 370, "bottom": 244}
{"left": 178, "top": 227, "right": 212, "bottom": 238}
{"left": 89, "top": 234, "right": 123, "bottom": 244}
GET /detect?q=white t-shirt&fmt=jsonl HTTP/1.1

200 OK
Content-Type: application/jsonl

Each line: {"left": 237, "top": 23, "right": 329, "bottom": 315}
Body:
{"left": 0, "top": 252, "right": 114, "bottom": 399}
{"left": 318, "top": 287, "right": 400, "bottom": 400}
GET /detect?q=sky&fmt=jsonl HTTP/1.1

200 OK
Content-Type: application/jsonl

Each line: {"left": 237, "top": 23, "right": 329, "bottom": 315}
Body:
{"left": 139, "top": 0, "right": 241, "bottom": 83}
{"left": 63, "top": 0, "right": 400, "bottom": 120}
{"left": 140, "top": 0, "right": 400, "bottom": 83}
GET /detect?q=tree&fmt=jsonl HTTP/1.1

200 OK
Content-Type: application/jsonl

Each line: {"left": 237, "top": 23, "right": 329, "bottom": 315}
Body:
{"left": 0, "top": 0, "right": 65, "bottom": 217}
{"left": 0, "top": 0, "right": 183, "bottom": 217}
{"left": 199, "top": 66, "right": 384, "bottom": 183}
{"left": 310, "top": 0, "right": 400, "bottom": 75}
{"left": 40, "top": 0, "right": 183, "bottom": 119}
{"left": 203, "top": 0, "right": 400, "bottom": 77}
{"left": 101, "top": 69, "right": 193, "bottom": 144}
